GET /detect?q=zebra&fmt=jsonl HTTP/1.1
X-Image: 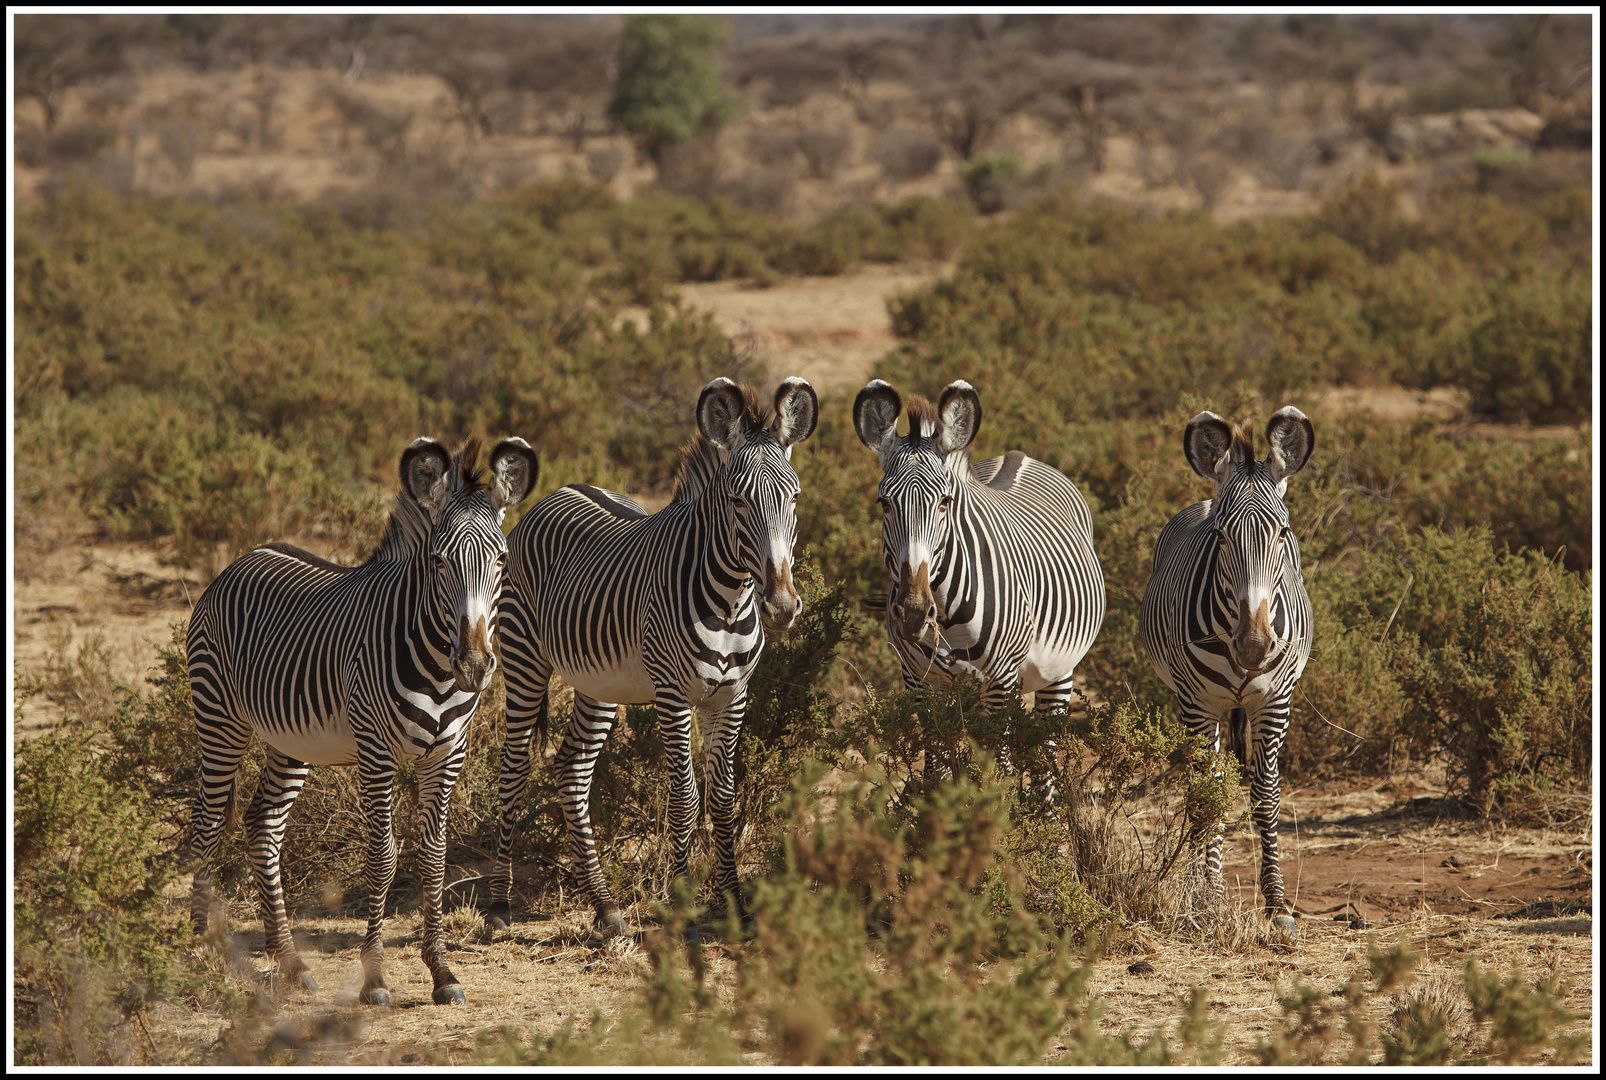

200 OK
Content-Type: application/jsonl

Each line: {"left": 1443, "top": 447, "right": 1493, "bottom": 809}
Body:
{"left": 488, "top": 377, "right": 818, "bottom": 936}
{"left": 1139, "top": 407, "right": 1315, "bottom": 938}
{"left": 184, "top": 436, "right": 537, "bottom": 1006}
{"left": 852, "top": 379, "right": 1106, "bottom": 792}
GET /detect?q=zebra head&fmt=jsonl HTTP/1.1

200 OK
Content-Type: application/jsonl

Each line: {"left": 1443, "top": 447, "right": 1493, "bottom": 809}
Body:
{"left": 697, "top": 376, "right": 819, "bottom": 633}
{"left": 1183, "top": 407, "right": 1314, "bottom": 675}
{"left": 854, "top": 379, "right": 981, "bottom": 641}
{"left": 401, "top": 436, "right": 539, "bottom": 692}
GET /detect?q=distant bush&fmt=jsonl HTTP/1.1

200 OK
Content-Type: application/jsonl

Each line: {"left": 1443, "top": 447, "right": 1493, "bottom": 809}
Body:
{"left": 1404, "top": 73, "right": 1514, "bottom": 114}
{"left": 880, "top": 179, "right": 1590, "bottom": 425}
{"left": 961, "top": 152, "right": 1024, "bottom": 214}
{"left": 795, "top": 127, "right": 852, "bottom": 180}
{"left": 872, "top": 127, "right": 944, "bottom": 181}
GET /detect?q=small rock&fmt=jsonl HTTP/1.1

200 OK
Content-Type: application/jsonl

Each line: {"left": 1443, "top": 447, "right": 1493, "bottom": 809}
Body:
{"left": 1127, "top": 960, "right": 1156, "bottom": 976}
{"left": 401, "top": 1053, "right": 422, "bottom": 1064}
{"left": 1440, "top": 855, "right": 1464, "bottom": 869}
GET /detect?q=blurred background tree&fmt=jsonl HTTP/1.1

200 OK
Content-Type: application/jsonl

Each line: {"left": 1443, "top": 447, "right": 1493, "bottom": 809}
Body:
{"left": 608, "top": 14, "right": 744, "bottom": 171}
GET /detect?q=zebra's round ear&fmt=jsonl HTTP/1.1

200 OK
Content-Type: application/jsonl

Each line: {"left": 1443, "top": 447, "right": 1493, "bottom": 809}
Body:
{"left": 400, "top": 437, "right": 453, "bottom": 514}
{"left": 488, "top": 437, "right": 539, "bottom": 511}
{"left": 697, "top": 377, "right": 747, "bottom": 452}
{"left": 1183, "top": 411, "right": 1235, "bottom": 484}
{"left": 771, "top": 376, "right": 818, "bottom": 449}
{"left": 935, "top": 380, "right": 981, "bottom": 456}
{"left": 853, "top": 380, "right": 902, "bottom": 458}
{"left": 1265, "top": 406, "right": 1315, "bottom": 484}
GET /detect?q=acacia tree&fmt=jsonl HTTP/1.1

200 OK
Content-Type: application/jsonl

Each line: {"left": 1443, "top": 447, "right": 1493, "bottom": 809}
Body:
{"left": 607, "top": 14, "right": 742, "bottom": 169}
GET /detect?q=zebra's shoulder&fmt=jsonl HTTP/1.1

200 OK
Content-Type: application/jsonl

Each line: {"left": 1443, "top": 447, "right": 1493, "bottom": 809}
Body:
{"left": 256, "top": 542, "right": 359, "bottom": 574}
{"left": 970, "top": 452, "right": 1089, "bottom": 521}
{"left": 561, "top": 483, "right": 649, "bottom": 519}
{"left": 1155, "top": 501, "right": 1214, "bottom": 548}
{"left": 971, "top": 450, "right": 1028, "bottom": 491}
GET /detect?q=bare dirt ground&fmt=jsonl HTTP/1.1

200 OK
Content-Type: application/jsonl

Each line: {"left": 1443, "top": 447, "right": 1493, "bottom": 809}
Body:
{"left": 12, "top": 267, "right": 1593, "bottom": 1065}
{"left": 138, "top": 782, "right": 1592, "bottom": 1066}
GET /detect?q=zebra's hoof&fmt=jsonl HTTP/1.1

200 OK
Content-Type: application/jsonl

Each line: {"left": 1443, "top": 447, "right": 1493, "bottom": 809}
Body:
{"left": 596, "top": 908, "right": 629, "bottom": 939}
{"left": 432, "top": 984, "right": 466, "bottom": 1006}
{"left": 681, "top": 923, "right": 701, "bottom": 946}
{"left": 362, "top": 987, "right": 392, "bottom": 1007}
{"left": 1270, "top": 914, "right": 1298, "bottom": 940}
{"left": 485, "top": 902, "right": 511, "bottom": 932}
{"left": 298, "top": 971, "right": 320, "bottom": 993}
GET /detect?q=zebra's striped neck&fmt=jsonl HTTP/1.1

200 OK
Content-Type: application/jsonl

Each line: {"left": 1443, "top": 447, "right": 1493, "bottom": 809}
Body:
{"left": 694, "top": 465, "right": 754, "bottom": 609}
{"left": 372, "top": 490, "right": 435, "bottom": 565}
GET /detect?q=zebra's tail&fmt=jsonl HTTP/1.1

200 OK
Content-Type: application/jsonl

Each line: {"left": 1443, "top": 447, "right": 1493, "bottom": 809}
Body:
{"left": 1226, "top": 708, "right": 1249, "bottom": 772}
{"left": 223, "top": 774, "right": 242, "bottom": 833}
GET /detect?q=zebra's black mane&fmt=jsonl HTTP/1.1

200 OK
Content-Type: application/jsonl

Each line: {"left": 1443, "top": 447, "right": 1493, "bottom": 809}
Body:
{"left": 371, "top": 439, "right": 487, "bottom": 563}
{"left": 670, "top": 386, "right": 772, "bottom": 504}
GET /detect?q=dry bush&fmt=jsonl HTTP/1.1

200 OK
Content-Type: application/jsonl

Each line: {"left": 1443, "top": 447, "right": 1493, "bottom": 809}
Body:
{"left": 657, "top": 137, "right": 725, "bottom": 201}
{"left": 795, "top": 127, "right": 852, "bottom": 179}
{"left": 745, "top": 128, "right": 799, "bottom": 168}
{"left": 1381, "top": 973, "right": 1474, "bottom": 1064}
{"left": 872, "top": 127, "right": 943, "bottom": 181}
{"left": 586, "top": 145, "right": 626, "bottom": 185}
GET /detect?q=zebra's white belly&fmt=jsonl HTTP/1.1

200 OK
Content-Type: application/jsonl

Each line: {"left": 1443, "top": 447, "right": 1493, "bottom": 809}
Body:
{"left": 564, "top": 656, "right": 658, "bottom": 706}
{"left": 257, "top": 722, "right": 360, "bottom": 768}
{"left": 1019, "top": 636, "right": 1088, "bottom": 695}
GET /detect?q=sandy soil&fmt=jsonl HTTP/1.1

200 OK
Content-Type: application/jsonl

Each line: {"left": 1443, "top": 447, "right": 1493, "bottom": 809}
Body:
{"left": 143, "top": 786, "right": 1592, "bottom": 1065}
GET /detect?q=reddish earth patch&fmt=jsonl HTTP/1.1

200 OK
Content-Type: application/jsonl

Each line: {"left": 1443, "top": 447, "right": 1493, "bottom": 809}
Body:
{"left": 1217, "top": 776, "right": 1593, "bottom": 931}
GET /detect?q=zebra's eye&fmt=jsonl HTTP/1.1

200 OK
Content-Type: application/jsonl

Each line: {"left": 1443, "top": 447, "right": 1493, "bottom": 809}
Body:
{"left": 938, "top": 496, "right": 952, "bottom": 513}
{"left": 495, "top": 551, "right": 508, "bottom": 568}
{"left": 432, "top": 553, "right": 448, "bottom": 572}
{"left": 877, "top": 497, "right": 891, "bottom": 512}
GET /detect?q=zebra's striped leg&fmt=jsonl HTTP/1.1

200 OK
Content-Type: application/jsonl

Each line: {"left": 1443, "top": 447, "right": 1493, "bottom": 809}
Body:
{"left": 655, "top": 687, "right": 700, "bottom": 937}
{"left": 1178, "top": 704, "right": 1228, "bottom": 917}
{"left": 554, "top": 692, "right": 627, "bottom": 936}
{"left": 489, "top": 612, "right": 551, "bottom": 930}
{"left": 703, "top": 689, "right": 749, "bottom": 931}
{"left": 415, "top": 745, "right": 468, "bottom": 1005}
{"left": 356, "top": 754, "right": 399, "bottom": 1006}
{"left": 1248, "top": 702, "right": 1297, "bottom": 936}
{"left": 245, "top": 746, "right": 317, "bottom": 992}
{"left": 186, "top": 703, "right": 253, "bottom": 938}
{"left": 1030, "top": 673, "right": 1078, "bottom": 811}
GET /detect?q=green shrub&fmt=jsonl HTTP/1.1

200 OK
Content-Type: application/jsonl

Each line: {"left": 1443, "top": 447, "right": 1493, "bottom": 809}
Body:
{"left": 481, "top": 760, "right": 1228, "bottom": 1066}
{"left": 961, "top": 152, "right": 1023, "bottom": 215}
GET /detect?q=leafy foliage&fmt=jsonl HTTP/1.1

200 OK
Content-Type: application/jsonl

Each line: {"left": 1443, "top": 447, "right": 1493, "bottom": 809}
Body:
{"left": 608, "top": 15, "right": 743, "bottom": 166}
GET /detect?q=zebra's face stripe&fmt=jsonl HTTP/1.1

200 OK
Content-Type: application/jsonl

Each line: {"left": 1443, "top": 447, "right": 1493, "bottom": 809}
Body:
{"left": 724, "top": 431, "right": 803, "bottom": 632}
{"left": 429, "top": 492, "right": 510, "bottom": 692}
{"left": 875, "top": 439, "right": 955, "bottom": 639}
{"left": 1211, "top": 462, "right": 1294, "bottom": 673}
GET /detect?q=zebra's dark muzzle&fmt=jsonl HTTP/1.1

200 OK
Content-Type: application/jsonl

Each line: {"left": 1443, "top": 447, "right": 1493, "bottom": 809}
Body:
{"left": 1230, "top": 598, "right": 1277, "bottom": 673}
{"left": 890, "top": 563, "right": 936, "bottom": 640}
{"left": 451, "top": 653, "right": 493, "bottom": 693}
{"left": 760, "top": 557, "right": 801, "bottom": 632}
{"left": 452, "top": 614, "right": 495, "bottom": 692}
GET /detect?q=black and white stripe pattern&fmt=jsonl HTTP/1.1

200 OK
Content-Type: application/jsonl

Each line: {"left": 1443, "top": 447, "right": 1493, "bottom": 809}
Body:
{"left": 489, "top": 377, "right": 818, "bottom": 935}
{"left": 184, "top": 436, "right": 536, "bottom": 1005}
{"left": 1139, "top": 407, "right": 1315, "bottom": 934}
{"left": 853, "top": 380, "right": 1106, "bottom": 793}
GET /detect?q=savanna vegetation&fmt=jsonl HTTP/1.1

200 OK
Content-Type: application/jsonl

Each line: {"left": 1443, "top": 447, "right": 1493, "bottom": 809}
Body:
{"left": 12, "top": 11, "right": 1593, "bottom": 1068}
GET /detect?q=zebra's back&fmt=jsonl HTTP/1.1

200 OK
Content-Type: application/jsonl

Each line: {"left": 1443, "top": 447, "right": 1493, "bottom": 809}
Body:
{"left": 505, "top": 484, "right": 693, "bottom": 704}
{"left": 969, "top": 453, "right": 1104, "bottom": 661}
{"left": 189, "top": 544, "right": 404, "bottom": 765}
